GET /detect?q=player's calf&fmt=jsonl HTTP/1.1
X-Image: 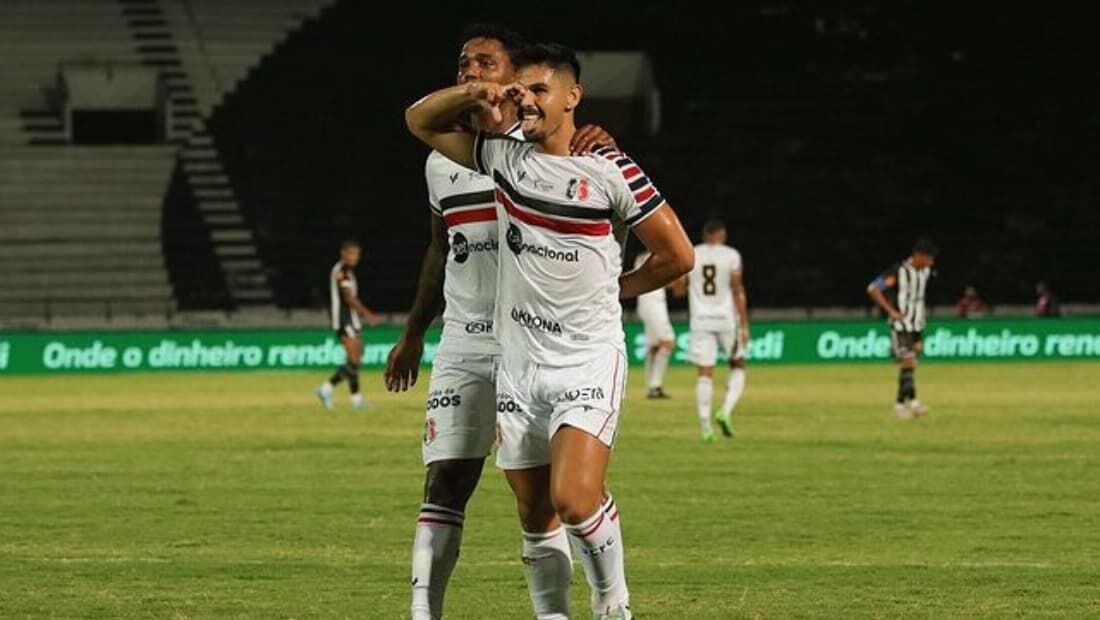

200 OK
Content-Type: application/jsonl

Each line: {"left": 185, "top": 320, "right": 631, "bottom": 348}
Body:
{"left": 505, "top": 466, "right": 571, "bottom": 619}
{"left": 410, "top": 458, "right": 485, "bottom": 620}
{"left": 551, "top": 427, "right": 630, "bottom": 616}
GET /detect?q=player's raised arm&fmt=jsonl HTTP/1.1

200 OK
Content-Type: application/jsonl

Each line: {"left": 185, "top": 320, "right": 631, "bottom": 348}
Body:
{"left": 405, "top": 82, "right": 517, "bottom": 170}
{"left": 621, "top": 204, "right": 694, "bottom": 299}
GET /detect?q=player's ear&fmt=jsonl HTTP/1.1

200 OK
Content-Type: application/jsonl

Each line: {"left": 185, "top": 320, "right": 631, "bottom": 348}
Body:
{"left": 566, "top": 83, "right": 583, "bottom": 112}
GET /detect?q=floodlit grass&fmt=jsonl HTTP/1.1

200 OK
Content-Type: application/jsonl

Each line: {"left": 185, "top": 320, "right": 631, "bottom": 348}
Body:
{"left": 1, "top": 362, "right": 1098, "bottom": 618}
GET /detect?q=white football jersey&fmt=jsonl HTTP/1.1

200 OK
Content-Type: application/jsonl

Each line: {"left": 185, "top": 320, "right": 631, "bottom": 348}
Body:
{"left": 688, "top": 243, "right": 743, "bottom": 332}
{"left": 474, "top": 135, "right": 666, "bottom": 367}
{"left": 426, "top": 150, "right": 502, "bottom": 355}
{"left": 634, "top": 251, "right": 667, "bottom": 309}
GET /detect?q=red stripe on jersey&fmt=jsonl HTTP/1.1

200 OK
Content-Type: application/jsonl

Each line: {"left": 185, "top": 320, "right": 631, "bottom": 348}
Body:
{"left": 443, "top": 207, "right": 496, "bottom": 227}
{"left": 622, "top": 165, "right": 642, "bottom": 180}
{"left": 634, "top": 186, "right": 657, "bottom": 203}
{"left": 496, "top": 189, "right": 611, "bottom": 237}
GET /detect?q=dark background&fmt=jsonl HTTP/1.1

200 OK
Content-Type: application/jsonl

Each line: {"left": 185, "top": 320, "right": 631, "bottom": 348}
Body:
{"left": 202, "top": 1, "right": 1098, "bottom": 312}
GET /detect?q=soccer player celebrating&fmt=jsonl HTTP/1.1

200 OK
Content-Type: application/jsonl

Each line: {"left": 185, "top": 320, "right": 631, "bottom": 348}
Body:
{"left": 386, "top": 26, "right": 617, "bottom": 620}
{"left": 683, "top": 220, "right": 749, "bottom": 441}
{"left": 315, "top": 240, "right": 382, "bottom": 410}
{"left": 633, "top": 250, "right": 676, "bottom": 399}
{"left": 406, "top": 43, "right": 694, "bottom": 619}
{"left": 867, "top": 238, "right": 938, "bottom": 418}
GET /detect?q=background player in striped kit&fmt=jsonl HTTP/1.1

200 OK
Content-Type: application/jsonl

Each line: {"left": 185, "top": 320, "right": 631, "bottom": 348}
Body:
{"left": 633, "top": 250, "right": 675, "bottom": 399}
{"left": 680, "top": 220, "right": 749, "bottom": 441}
{"left": 405, "top": 43, "right": 694, "bottom": 619}
{"left": 385, "top": 25, "right": 618, "bottom": 620}
{"left": 867, "top": 238, "right": 938, "bottom": 418}
{"left": 315, "top": 240, "right": 382, "bottom": 410}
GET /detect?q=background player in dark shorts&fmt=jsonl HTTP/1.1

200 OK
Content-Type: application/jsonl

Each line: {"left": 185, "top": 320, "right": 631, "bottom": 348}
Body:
{"left": 316, "top": 240, "right": 381, "bottom": 410}
{"left": 867, "top": 239, "right": 938, "bottom": 418}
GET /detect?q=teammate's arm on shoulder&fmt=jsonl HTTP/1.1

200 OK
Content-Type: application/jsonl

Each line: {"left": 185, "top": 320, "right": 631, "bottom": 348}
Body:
{"left": 569, "top": 123, "right": 618, "bottom": 155}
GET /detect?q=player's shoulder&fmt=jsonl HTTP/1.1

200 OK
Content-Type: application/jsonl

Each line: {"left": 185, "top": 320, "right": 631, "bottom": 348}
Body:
{"left": 426, "top": 149, "right": 465, "bottom": 177}
{"left": 586, "top": 146, "right": 638, "bottom": 174}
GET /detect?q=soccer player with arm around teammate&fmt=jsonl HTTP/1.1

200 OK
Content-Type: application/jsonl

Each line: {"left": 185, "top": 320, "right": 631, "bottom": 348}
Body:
{"left": 867, "top": 238, "right": 938, "bottom": 418}
{"left": 406, "top": 43, "right": 693, "bottom": 619}
{"left": 315, "top": 240, "right": 382, "bottom": 410}
{"left": 385, "top": 25, "right": 618, "bottom": 620}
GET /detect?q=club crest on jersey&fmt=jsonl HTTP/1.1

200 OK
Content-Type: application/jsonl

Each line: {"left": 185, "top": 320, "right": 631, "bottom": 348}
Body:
{"left": 566, "top": 177, "right": 590, "bottom": 201}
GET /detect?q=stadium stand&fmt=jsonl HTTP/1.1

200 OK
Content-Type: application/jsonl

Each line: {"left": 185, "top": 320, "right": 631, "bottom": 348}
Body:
{"left": 0, "top": 0, "right": 332, "bottom": 322}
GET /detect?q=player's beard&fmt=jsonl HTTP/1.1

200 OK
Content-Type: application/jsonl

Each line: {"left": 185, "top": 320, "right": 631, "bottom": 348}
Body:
{"left": 519, "top": 105, "right": 546, "bottom": 140}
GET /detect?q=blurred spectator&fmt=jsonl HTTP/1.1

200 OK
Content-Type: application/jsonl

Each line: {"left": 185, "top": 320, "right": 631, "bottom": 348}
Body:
{"left": 955, "top": 285, "right": 989, "bottom": 318}
{"left": 1035, "top": 281, "right": 1062, "bottom": 317}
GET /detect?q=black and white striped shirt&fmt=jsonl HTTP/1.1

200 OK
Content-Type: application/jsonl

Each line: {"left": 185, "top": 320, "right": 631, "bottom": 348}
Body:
{"left": 871, "top": 259, "right": 932, "bottom": 332}
{"left": 329, "top": 261, "right": 360, "bottom": 332}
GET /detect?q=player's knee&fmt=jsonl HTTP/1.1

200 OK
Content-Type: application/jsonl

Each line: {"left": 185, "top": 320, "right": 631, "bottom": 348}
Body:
{"left": 729, "top": 358, "right": 746, "bottom": 370}
{"left": 424, "top": 459, "right": 483, "bottom": 511}
{"left": 550, "top": 477, "right": 603, "bottom": 525}
{"left": 658, "top": 340, "right": 675, "bottom": 352}
{"left": 698, "top": 366, "right": 715, "bottom": 378}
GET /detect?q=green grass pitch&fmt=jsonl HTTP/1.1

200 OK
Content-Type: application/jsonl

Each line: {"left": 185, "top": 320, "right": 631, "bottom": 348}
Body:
{"left": 1, "top": 362, "right": 1098, "bottom": 618}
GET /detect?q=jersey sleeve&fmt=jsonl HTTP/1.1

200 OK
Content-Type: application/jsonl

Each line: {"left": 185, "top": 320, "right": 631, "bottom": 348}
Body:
{"left": 596, "top": 149, "right": 666, "bottom": 227}
{"left": 473, "top": 132, "right": 522, "bottom": 177}
{"left": 335, "top": 268, "right": 354, "bottom": 290}
{"left": 729, "top": 248, "right": 743, "bottom": 273}
{"left": 425, "top": 154, "right": 442, "bottom": 216}
{"left": 869, "top": 263, "right": 900, "bottom": 292}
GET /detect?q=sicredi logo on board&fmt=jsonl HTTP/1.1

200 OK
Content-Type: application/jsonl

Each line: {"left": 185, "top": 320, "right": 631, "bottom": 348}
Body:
{"left": 0, "top": 341, "right": 10, "bottom": 371}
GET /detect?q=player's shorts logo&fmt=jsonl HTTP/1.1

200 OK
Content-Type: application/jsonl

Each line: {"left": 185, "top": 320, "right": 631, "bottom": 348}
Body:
{"left": 423, "top": 417, "right": 438, "bottom": 445}
{"left": 452, "top": 232, "right": 470, "bottom": 263}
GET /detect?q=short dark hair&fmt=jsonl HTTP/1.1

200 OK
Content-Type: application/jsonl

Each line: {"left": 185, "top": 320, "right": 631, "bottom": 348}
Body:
{"left": 513, "top": 43, "right": 581, "bottom": 82}
{"left": 913, "top": 238, "right": 939, "bottom": 256}
{"left": 702, "top": 219, "right": 726, "bottom": 236}
{"left": 459, "top": 23, "right": 527, "bottom": 61}
{"left": 341, "top": 239, "right": 360, "bottom": 250}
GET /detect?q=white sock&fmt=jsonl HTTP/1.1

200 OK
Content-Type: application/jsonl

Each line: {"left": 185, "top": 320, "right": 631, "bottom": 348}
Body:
{"left": 649, "top": 348, "right": 671, "bottom": 389}
{"left": 720, "top": 368, "right": 746, "bottom": 417}
{"left": 565, "top": 496, "right": 629, "bottom": 615}
{"left": 696, "top": 376, "right": 714, "bottom": 433}
{"left": 521, "top": 527, "right": 573, "bottom": 620}
{"left": 643, "top": 350, "right": 655, "bottom": 389}
{"left": 319, "top": 381, "right": 334, "bottom": 395}
{"left": 411, "top": 503, "right": 464, "bottom": 620}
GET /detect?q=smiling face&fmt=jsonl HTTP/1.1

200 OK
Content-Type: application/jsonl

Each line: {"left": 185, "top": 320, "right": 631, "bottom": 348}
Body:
{"left": 514, "top": 63, "right": 582, "bottom": 142}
